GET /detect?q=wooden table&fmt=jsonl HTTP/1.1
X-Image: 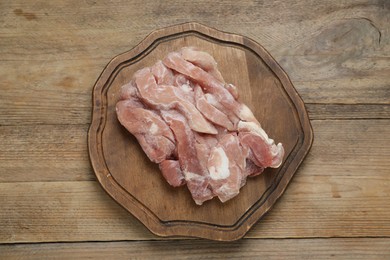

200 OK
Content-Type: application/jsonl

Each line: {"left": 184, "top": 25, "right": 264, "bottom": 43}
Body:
{"left": 1, "top": 0, "right": 389, "bottom": 258}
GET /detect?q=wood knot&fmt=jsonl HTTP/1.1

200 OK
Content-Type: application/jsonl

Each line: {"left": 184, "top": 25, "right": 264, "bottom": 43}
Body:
{"left": 13, "top": 9, "right": 37, "bottom": 21}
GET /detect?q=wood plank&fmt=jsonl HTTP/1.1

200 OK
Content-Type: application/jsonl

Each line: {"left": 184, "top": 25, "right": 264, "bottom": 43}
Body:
{"left": 1, "top": 0, "right": 390, "bottom": 245}
{"left": 0, "top": 181, "right": 155, "bottom": 242}
{"left": 1, "top": 119, "right": 388, "bottom": 182}
{"left": 1, "top": 121, "right": 390, "bottom": 243}
{"left": 1, "top": 0, "right": 388, "bottom": 61}
{"left": 0, "top": 1, "right": 389, "bottom": 126}
{"left": 1, "top": 238, "right": 389, "bottom": 259}
{"left": 246, "top": 119, "right": 390, "bottom": 238}
{"left": 0, "top": 60, "right": 96, "bottom": 126}
{"left": 306, "top": 103, "right": 390, "bottom": 120}
{"left": 0, "top": 124, "right": 94, "bottom": 182}
{"left": 0, "top": 175, "right": 388, "bottom": 243}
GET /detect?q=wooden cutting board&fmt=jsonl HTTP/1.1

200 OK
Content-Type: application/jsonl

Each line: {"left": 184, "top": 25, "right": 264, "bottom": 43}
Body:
{"left": 88, "top": 22, "right": 313, "bottom": 241}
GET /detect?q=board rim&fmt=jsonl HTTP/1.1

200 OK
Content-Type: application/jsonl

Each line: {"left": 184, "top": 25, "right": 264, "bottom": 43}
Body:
{"left": 88, "top": 22, "right": 314, "bottom": 241}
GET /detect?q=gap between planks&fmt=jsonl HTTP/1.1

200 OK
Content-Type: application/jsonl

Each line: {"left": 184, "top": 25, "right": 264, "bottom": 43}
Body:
{"left": 0, "top": 176, "right": 389, "bottom": 243}
{"left": 0, "top": 237, "right": 389, "bottom": 260}
{"left": 0, "top": 121, "right": 389, "bottom": 242}
{"left": 1, "top": 119, "right": 389, "bottom": 183}
{"left": 0, "top": 104, "right": 389, "bottom": 127}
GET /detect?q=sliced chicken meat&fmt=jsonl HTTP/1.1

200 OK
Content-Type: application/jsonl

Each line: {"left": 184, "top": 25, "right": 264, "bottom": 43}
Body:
{"left": 180, "top": 46, "right": 225, "bottom": 83}
{"left": 194, "top": 85, "right": 234, "bottom": 131}
{"left": 238, "top": 121, "right": 285, "bottom": 168}
{"left": 116, "top": 100, "right": 175, "bottom": 163}
{"left": 180, "top": 47, "right": 239, "bottom": 100}
{"left": 135, "top": 68, "right": 217, "bottom": 135}
{"left": 116, "top": 47, "right": 284, "bottom": 205}
{"left": 151, "top": 60, "right": 174, "bottom": 85}
{"left": 162, "top": 110, "right": 213, "bottom": 205}
{"left": 163, "top": 51, "right": 258, "bottom": 123}
{"left": 159, "top": 160, "right": 185, "bottom": 187}
{"left": 207, "top": 133, "right": 248, "bottom": 202}
{"left": 119, "top": 80, "right": 139, "bottom": 101}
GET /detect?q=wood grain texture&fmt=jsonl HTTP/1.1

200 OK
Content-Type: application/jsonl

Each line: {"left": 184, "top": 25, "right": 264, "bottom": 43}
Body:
{"left": 0, "top": 1, "right": 388, "bottom": 126}
{"left": 0, "top": 177, "right": 388, "bottom": 243}
{"left": 1, "top": 0, "right": 389, "bottom": 256}
{"left": 1, "top": 120, "right": 389, "bottom": 243}
{"left": 88, "top": 22, "right": 313, "bottom": 241}
{"left": 306, "top": 104, "right": 390, "bottom": 120}
{"left": 0, "top": 125, "right": 93, "bottom": 182}
{"left": 1, "top": 119, "right": 388, "bottom": 183}
{"left": 1, "top": 238, "right": 390, "bottom": 260}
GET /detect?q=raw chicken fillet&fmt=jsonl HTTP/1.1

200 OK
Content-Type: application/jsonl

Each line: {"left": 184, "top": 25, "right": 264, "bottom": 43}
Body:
{"left": 116, "top": 47, "right": 284, "bottom": 205}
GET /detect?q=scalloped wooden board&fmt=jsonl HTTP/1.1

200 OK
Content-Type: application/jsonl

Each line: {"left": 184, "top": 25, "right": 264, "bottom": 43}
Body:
{"left": 88, "top": 22, "right": 313, "bottom": 241}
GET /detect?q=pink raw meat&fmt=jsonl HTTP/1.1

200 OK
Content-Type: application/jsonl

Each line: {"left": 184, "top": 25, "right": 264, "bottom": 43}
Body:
{"left": 151, "top": 60, "right": 174, "bottom": 85}
{"left": 180, "top": 47, "right": 225, "bottom": 83}
{"left": 207, "top": 134, "right": 246, "bottom": 202}
{"left": 116, "top": 47, "right": 284, "bottom": 205}
{"left": 134, "top": 67, "right": 217, "bottom": 135}
{"left": 162, "top": 110, "right": 213, "bottom": 205}
{"left": 238, "top": 121, "right": 284, "bottom": 168}
{"left": 159, "top": 160, "right": 185, "bottom": 187}
{"left": 116, "top": 100, "right": 175, "bottom": 164}
{"left": 163, "top": 52, "right": 258, "bottom": 123}
{"left": 119, "top": 80, "right": 139, "bottom": 100}
{"left": 181, "top": 47, "right": 239, "bottom": 99}
{"left": 194, "top": 85, "right": 234, "bottom": 131}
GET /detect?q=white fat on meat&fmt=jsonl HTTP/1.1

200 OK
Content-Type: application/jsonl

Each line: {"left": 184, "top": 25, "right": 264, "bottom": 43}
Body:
{"left": 204, "top": 93, "right": 218, "bottom": 105}
{"left": 180, "top": 83, "right": 193, "bottom": 93}
{"left": 184, "top": 171, "right": 203, "bottom": 181}
{"left": 149, "top": 123, "right": 158, "bottom": 135}
{"left": 208, "top": 147, "right": 230, "bottom": 180}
